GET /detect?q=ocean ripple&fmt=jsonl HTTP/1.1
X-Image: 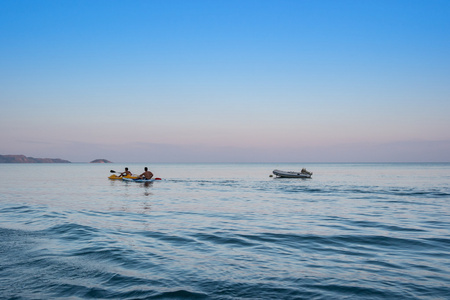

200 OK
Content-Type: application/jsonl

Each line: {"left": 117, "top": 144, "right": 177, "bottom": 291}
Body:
{"left": 1, "top": 163, "right": 450, "bottom": 299}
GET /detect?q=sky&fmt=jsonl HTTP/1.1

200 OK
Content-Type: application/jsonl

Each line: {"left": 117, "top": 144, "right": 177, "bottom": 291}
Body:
{"left": 1, "top": 0, "right": 450, "bottom": 162}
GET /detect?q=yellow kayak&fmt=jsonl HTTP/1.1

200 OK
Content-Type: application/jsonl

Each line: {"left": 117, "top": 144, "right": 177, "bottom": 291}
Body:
{"left": 108, "top": 174, "right": 139, "bottom": 180}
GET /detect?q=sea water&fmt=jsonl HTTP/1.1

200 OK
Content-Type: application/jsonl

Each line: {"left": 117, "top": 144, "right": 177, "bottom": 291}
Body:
{"left": 0, "top": 163, "right": 449, "bottom": 299}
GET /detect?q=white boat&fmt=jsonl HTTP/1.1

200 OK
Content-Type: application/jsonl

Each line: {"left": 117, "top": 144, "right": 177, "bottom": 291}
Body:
{"left": 273, "top": 168, "right": 313, "bottom": 178}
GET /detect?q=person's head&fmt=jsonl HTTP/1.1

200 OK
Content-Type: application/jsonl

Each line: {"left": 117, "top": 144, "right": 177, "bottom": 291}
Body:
{"left": 125, "top": 167, "right": 128, "bottom": 171}
{"left": 144, "top": 167, "right": 148, "bottom": 171}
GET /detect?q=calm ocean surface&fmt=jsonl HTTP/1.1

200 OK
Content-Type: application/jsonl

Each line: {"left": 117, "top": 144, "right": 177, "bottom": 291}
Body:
{"left": 0, "top": 163, "right": 449, "bottom": 299}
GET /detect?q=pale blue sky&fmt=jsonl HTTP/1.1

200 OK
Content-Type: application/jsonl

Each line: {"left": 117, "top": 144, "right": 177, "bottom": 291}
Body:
{"left": 1, "top": 0, "right": 449, "bottom": 162}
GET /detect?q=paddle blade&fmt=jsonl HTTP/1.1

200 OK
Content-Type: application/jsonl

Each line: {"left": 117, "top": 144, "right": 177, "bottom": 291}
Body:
{"left": 110, "top": 170, "right": 116, "bottom": 173}
{"left": 155, "top": 178, "right": 162, "bottom": 180}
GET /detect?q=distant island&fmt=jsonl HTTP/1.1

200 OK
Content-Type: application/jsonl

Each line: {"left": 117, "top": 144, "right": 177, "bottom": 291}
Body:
{"left": 90, "top": 159, "right": 112, "bottom": 163}
{"left": 0, "top": 154, "right": 71, "bottom": 163}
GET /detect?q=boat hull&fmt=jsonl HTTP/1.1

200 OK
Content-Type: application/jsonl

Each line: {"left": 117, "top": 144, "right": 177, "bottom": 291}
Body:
{"left": 272, "top": 169, "right": 312, "bottom": 178}
{"left": 123, "top": 178, "right": 161, "bottom": 182}
{"left": 108, "top": 174, "right": 139, "bottom": 180}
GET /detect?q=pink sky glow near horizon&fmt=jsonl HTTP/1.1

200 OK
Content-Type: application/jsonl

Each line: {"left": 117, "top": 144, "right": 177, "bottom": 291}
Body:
{"left": 1, "top": 1, "right": 450, "bottom": 162}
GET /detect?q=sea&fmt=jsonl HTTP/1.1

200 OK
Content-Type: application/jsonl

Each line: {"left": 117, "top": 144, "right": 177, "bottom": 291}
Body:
{"left": 0, "top": 163, "right": 449, "bottom": 300}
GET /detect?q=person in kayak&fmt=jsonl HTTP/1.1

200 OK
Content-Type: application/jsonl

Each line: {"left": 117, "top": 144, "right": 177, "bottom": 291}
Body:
{"left": 120, "top": 167, "right": 132, "bottom": 177}
{"left": 139, "top": 167, "right": 154, "bottom": 180}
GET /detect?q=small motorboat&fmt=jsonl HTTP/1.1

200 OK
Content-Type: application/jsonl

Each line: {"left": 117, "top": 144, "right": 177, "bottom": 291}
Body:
{"left": 273, "top": 168, "right": 313, "bottom": 178}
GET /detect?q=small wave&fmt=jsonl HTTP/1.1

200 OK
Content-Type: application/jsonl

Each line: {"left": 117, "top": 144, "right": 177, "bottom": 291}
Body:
{"left": 48, "top": 223, "right": 100, "bottom": 241}
{"left": 275, "top": 186, "right": 332, "bottom": 194}
{"left": 137, "top": 230, "right": 201, "bottom": 250}
{"left": 330, "top": 234, "right": 434, "bottom": 251}
{"left": 385, "top": 188, "right": 450, "bottom": 198}
{"left": 347, "top": 219, "right": 427, "bottom": 233}
{"left": 0, "top": 204, "right": 46, "bottom": 216}
{"left": 147, "top": 289, "right": 209, "bottom": 299}
{"left": 194, "top": 232, "right": 257, "bottom": 248}
{"left": 303, "top": 283, "right": 399, "bottom": 299}
{"left": 423, "top": 237, "right": 450, "bottom": 252}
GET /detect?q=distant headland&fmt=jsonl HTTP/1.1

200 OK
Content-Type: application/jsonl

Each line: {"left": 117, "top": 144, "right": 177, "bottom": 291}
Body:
{"left": 0, "top": 154, "right": 71, "bottom": 163}
{"left": 90, "top": 159, "right": 112, "bottom": 163}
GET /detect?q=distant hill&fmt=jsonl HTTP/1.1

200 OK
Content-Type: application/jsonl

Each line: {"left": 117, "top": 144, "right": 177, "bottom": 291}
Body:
{"left": 0, "top": 154, "right": 71, "bottom": 163}
{"left": 90, "top": 159, "right": 112, "bottom": 163}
